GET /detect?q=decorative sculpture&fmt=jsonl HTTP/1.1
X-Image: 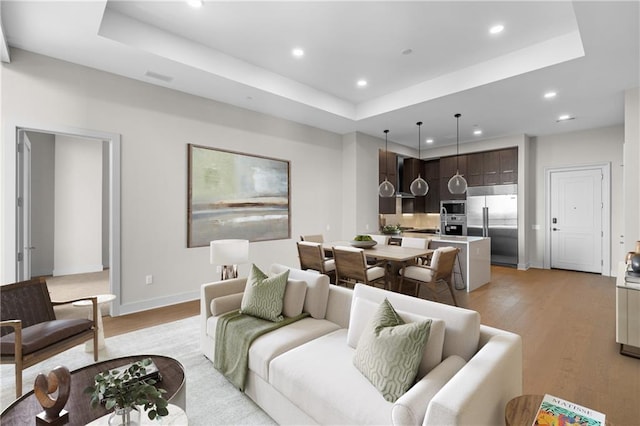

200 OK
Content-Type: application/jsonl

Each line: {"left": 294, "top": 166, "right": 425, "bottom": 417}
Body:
{"left": 34, "top": 366, "right": 71, "bottom": 425}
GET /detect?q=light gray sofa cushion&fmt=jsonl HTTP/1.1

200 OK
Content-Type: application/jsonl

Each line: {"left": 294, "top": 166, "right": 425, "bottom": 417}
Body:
{"left": 282, "top": 279, "right": 307, "bottom": 317}
{"left": 270, "top": 263, "right": 330, "bottom": 319}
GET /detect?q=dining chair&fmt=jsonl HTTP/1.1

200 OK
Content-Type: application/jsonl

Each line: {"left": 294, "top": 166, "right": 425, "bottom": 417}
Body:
{"left": 400, "top": 237, "right": 430, "bottom": 265}
{"left": 300, "top": 234, "right": 324, "bottom": 243}
{"left": 296, "top": 241, "right": 336, "bottom": 283}
{"left": 332, "top": 246, "right": 388, "bottom": 290}
{"left": 398, "top": 246, "right": 460, "bottom": 306}
{"left": 367, "top": 234, "right": 390, "bottom": 246}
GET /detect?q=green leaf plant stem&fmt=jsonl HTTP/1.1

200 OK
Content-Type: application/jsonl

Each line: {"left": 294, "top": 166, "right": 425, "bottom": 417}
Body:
{"left": 85, "top": 358, "right": 169, "bottom": 421}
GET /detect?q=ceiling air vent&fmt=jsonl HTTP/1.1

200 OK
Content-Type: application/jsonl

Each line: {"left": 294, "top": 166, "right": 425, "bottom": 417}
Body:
{"left": 144, "top": 71, "right": 173, "bottom": 83}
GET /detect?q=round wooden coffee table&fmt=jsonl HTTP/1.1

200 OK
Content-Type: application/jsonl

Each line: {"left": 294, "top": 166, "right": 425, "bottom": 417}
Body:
{"left": 0, "top": 355, "right": 185, "bottom": 426}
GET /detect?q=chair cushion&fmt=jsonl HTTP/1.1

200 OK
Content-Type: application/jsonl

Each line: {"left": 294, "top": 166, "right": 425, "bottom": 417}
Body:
{"left": 353, "top": 299, "right": 432, "bottom": 403}
{"left": 0, "top": 319, "right": 93, "bottom": 355}
{"left": 366, "top": 266, "right": 386, "bottom": 281}
{"left": 323, "top": 258, "right": 336, "bottom": 272}
{"left": 402, "top": 265, "right": 435, "bottom": 282}
{"left": 240, "top": 264, "right": 289, "bottom": 322}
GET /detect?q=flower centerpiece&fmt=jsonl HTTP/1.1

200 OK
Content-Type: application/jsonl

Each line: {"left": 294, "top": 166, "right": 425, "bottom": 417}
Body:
{"left": 86, "top": 358, "right": 169, "bottom": 425}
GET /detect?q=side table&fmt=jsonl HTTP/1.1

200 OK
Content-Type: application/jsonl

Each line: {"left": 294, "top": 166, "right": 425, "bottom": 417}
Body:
{"left": 73, "top": 294, "right": 116, "bottom": 351}
{"left": 505, "top": 395, "right": 611, "bottom": 426}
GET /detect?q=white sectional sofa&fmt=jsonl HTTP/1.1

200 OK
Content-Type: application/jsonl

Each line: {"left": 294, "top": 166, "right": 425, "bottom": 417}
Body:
{"left": 200, "top": 264, "right": 522, "bottom": 425}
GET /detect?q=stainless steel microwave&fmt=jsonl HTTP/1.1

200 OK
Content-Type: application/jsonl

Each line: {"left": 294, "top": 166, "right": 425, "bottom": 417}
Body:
{"left": 440, "top": 200, "right": 466, "bottom": 215}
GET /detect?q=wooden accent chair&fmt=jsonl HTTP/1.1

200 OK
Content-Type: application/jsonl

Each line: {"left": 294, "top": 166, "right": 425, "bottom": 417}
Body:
{"left": 297, "top": 241, "right": 336, "bottom": 283}
{"left": 399, "top": 246, "right": 460, "bottom": 306}
{"left": 300, "top": 234, "right": 324, "bottom": 243}
{"left": 0, "top": 277, "right": 99, "bottom": 398}
{"left": 332, "top": 246, "right": 388, "bottom": 290}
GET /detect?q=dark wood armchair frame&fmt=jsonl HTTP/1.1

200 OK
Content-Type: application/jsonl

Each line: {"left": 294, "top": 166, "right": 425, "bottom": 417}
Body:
{"left": 0, "top": 277, "right": 99, "bottom": 399}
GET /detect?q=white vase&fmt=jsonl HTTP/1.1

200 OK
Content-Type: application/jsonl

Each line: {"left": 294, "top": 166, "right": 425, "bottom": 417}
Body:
{"left": 108, "top": 405, "right": 141, "bottom": 426}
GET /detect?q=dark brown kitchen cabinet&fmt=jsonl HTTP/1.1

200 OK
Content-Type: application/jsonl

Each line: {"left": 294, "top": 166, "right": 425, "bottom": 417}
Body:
{"left": 482, "top": 150, "right": 501, "bottom": 185}
{"left": 402, "top": 158, "right": 424, "bottom": 213}
{"left": 379, "top": 149, "right": 397, "bottom": 214}
{"left": 499, "top": 148, "right": 518, "bottom": 184}
{"left": 422, "top": 159, "right": 440, "bottom": 213}
{"left": 467, "top": 152, "right": 484, "bottom": 187}
{"left": 439, "top": 155, "right": 467, "bottom": 200}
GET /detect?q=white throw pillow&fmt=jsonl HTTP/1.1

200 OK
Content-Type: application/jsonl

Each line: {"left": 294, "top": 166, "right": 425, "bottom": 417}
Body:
{"left": 282, "top": 279, "right": 307, "bottom": 317}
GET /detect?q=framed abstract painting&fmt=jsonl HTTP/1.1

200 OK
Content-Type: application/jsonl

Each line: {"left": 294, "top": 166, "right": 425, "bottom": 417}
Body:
{"left": 187, "top": 144, "right": 291, "bottom": 247}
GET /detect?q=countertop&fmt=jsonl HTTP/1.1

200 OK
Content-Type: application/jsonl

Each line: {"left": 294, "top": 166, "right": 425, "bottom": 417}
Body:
{"left": 400, "top": 233, "right": 489, "bottom": 243}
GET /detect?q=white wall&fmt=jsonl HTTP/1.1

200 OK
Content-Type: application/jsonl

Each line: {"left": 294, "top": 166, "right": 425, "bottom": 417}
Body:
{"left": 28, "top": 131, "right": 56, "bottom": 276}
{"left": 529, "top": 125, "right": 624, "bottom": 272}
{"left": 624, "top": 88, "right": 640, "bottom": 252}
{"left": 53, "top": 135, "right": 103, "bottom": 276}
{"left": 1, "top": 49, "right": 344, "bottom": 314}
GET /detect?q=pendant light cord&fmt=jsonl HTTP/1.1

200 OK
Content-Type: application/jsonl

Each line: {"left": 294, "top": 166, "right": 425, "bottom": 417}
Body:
{"left": 416, "top": 122, "right": 422, "bottom": 161}
{"left": 455, "top": 113, "right": 461, "bottom": 172}
{"left": 384, "top": 129, "right": 389, "bottom": 178}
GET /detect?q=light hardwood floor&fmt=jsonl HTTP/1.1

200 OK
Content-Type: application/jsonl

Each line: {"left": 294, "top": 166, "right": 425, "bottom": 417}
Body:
{"left": 102, "top": 266, "right": 640, "bottom": 425}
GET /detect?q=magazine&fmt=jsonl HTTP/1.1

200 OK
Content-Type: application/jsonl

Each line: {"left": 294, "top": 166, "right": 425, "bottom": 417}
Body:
{"left": 532, "top": 394, "right": 606, "bottom": 426}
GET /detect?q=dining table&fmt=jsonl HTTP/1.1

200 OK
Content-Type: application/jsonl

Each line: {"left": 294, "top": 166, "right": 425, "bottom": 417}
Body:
{"left": 323, "top": 242, "right": 433, "bottom": 292}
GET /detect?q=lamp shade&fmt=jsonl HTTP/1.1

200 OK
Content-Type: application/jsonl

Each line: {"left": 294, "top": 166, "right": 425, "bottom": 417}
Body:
{"left": 210, "top": 239, "right": 249, "bottom": 265}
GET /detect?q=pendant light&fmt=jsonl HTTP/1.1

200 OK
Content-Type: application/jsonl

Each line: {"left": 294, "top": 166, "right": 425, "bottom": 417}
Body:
{"left": 378, "top": 130, "right": 395, "bottom": 198}
{"left": 447, "top": 113, "right": 468, "bottom": 194}
{"left": 410, "top": 121, "right": 429, "bottom": 196}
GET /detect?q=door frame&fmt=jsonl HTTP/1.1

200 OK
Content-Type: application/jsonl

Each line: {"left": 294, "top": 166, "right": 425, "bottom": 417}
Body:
{"left": 4, "top": 123, "right": 122, "bottom": 315}
{"left": 544, "top": 162, "right": 611, "bottom": 275}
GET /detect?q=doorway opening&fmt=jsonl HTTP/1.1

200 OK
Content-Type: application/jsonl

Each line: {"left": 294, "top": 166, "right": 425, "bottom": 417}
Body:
{"left": 14, "top": 125, "right": 121, "bottom": 315}
{"left": 544, "top": 163, "right": 611, "bottom": 276}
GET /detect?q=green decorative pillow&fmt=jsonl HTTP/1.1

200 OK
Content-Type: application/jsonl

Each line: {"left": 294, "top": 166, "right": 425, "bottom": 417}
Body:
{"left": 240, "top": 264, "right": 289, "bottom": 322}
{"left": 353, "top": 298, "right": 432, "bottom": 403}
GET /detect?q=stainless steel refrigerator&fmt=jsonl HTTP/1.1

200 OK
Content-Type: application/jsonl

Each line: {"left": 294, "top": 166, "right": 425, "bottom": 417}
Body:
{"left": 466, "top": 185, "right": 518, "bottom": 266}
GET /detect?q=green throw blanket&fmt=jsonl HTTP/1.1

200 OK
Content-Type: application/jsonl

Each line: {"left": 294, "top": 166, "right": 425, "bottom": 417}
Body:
{"left": 214, "top": 310, "right": 309, "bottom": 391}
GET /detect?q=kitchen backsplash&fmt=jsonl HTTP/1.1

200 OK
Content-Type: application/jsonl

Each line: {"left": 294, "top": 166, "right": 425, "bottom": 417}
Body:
{"left": 379, "top": 213, "right": 441, "bottom": 231}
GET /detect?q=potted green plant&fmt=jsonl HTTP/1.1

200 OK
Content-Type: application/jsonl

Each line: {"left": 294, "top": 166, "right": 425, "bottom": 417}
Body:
{"left": 86, "top": 358, "right": 169, "bottom": 425}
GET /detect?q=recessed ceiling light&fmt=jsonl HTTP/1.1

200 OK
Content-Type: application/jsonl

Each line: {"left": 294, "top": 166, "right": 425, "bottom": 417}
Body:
{"left": 357, "top": 79, "right": 368, "bottom": 88}
{"left": 544, "top": 91, "right": 557, "bottom": 99}
{"left": 557, "top": 114, "right": 574, "bottom": 122}
{"left": 473, "top": 129, "right": 483, "bottom": 136}
{"left": 489, "top": 24, "right": 504, "bottom": 34}
{"left": 401, "top": 48, "right": 413, "bottom": 55}
{"left": 426, "top": 138, "right": 434, "bottom": 144}
{"left": 186, "top": 0, "right": 203, "bottom": 8}
{"left": 292, "top": 48, "right": 304, "bottom": 58}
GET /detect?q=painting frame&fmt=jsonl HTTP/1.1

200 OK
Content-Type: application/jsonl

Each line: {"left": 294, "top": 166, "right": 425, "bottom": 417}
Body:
{"left": 187, "top": 144, "right": 291, "bottom": 247}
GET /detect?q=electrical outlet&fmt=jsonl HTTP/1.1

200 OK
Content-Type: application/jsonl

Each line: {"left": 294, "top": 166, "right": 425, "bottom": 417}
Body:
{"left": 216, "top": 265, "right": 222, "bottom": 273}
{"left": 145, "top": 275, "right": 153, "bottom": 285}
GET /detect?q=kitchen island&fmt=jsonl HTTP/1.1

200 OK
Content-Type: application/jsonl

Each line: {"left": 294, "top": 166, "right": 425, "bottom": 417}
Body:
{"left": 400, "top": 233, "right": 491, "bottom": 292}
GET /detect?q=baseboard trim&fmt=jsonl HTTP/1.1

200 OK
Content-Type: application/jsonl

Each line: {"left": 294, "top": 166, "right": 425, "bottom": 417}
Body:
{"left": 53, "top": 264, "right": 104, "bottom": 276}
{"left": 116, "top": 290, "right": 199, "bottom": 317}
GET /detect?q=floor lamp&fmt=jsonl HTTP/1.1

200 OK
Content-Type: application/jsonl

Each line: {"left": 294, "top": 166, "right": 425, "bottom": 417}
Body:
{"left": 210, "top": 239, "right": 249, "bottom": 280}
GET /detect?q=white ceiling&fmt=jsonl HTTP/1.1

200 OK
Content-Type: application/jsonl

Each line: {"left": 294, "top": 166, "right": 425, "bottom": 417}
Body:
{"left": 1, "top": 1, "right": 639, "bottom": 150}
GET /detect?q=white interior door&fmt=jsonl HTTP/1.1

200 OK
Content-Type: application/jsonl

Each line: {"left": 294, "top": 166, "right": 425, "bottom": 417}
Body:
{"left": 16, "top": 130, "right": 32, "bottom": 281}
{"left": 550, "top": 168, "right": 603, "bottom": 273}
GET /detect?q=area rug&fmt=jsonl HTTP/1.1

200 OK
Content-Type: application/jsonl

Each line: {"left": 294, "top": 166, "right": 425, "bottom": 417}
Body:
{"left": 0, "top": 316, "right": 276, "bottom": 425}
